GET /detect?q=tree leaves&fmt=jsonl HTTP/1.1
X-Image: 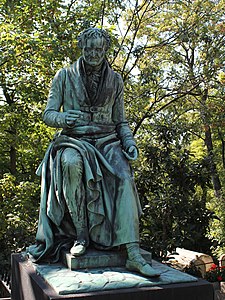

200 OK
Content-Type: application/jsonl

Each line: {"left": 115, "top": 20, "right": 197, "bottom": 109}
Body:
{"left": 0, "top": 0, "right": 225, "bottom": 268}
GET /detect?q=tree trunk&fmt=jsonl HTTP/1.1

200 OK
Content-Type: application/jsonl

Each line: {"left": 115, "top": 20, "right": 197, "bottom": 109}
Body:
{"left": 201, "top": 90, "right": 222, "bottom": 198}
{"left": 10, "top": 145, "right": 16, "bottom": 175}
{"left": 204, "top": 124, "right": 222, "bottom": 197}
{"left": 3, "top": 87, "right": 17, "bottom": 175}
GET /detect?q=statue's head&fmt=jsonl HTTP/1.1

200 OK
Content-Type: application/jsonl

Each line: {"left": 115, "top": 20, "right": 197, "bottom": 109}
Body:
{"left": 77, "top": 28, "right": 111, "bottom": 67}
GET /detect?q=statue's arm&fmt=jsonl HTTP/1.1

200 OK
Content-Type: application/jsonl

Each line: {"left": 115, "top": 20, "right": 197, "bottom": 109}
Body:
{"left": 113, "top": 74, "right": 138, "bottom": 160}
{"left": 43, "top": 69, "right": 68, "bottom": 128}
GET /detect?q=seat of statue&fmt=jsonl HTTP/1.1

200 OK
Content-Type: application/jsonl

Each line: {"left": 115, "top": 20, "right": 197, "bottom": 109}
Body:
{"left": 62, "top": 247, "right": 152, "bottom": 270}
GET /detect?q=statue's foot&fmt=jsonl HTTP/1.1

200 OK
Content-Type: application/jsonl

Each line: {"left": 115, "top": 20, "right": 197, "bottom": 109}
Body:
{"left": 70, "top": 240, "right": 86, "bottom": 256}
{"left": 126, "top": 256, "right": 161, "bottom": 278}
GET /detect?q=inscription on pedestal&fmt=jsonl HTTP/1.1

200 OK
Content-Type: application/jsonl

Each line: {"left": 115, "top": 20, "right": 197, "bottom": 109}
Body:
{"left": 62, "top": 248, "right": 152, "bottom": 270}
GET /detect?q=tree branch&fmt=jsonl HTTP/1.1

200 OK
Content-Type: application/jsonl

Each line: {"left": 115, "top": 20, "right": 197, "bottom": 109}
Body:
{"left": 133, "top": 83, "right": 201, "bottom": 136}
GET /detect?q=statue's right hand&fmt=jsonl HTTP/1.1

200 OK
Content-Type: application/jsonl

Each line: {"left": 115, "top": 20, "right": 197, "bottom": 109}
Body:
{"left": 65, "top": 110, "right": 84, "bottom": 127}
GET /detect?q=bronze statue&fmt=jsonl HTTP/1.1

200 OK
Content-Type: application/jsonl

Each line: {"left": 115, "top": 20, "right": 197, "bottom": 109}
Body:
{"left": 28, "top": 28, "right": 160, "bottom": 278}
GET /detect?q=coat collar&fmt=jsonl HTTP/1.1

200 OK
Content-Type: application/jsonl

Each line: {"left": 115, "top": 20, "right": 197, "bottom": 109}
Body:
{"left": 71, "top": 57, "right": 112, "bottom": 106}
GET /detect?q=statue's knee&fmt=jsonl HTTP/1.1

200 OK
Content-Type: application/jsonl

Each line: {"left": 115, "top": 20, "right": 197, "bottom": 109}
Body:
{"left": 61, "top": 148, "right": 83, "bottom": 172}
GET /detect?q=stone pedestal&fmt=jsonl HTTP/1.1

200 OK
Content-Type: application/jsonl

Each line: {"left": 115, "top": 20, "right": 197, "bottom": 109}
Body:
{"left": 62, "top": 248, "right": 152, "bottom": 270}
{"left": 11, "top": 253, "right": 214, "bottom": 300}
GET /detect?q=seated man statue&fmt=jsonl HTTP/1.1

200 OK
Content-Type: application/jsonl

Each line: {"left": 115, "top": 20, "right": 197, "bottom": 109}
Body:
{"left": 28, "top": 27, "right": 160, "bottom": 278}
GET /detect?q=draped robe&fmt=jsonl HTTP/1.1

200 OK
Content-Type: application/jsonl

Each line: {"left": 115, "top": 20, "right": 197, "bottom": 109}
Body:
{"left": 28, "top": 58, "right": 142, "bottom": 262}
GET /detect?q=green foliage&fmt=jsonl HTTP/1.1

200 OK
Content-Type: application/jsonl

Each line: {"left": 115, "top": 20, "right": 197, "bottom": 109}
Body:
{"left": 207, "top": 191, "right": 225, "bottom": 257}
{"left": 0, "top": 174, "right": 39, "bottom": 272}
{"left": 0, "top": 0, "right": 125, "bottom": 272}
{"left": 136, "top": 117, "right": 215, "bottom": 257}
{"left": 0, "top": 0, "right": 225, "bottom": 271}
{"left": 122, "top": 0, "right": 225, "bottom": 257}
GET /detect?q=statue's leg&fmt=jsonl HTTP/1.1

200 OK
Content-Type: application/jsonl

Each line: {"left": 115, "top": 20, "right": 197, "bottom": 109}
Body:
{"left": 111, "top": 178, "right": 160, "bottom": 277}
{"left": 61, "top": 148, "right": 88, "bottom": 256}
{"left": 126, "top": 243, "right": 161, "bottom": 277}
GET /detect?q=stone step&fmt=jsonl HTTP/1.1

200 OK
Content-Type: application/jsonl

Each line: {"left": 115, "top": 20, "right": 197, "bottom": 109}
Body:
{"left": 62, "top": 248, "right": 152, "bottom": 270}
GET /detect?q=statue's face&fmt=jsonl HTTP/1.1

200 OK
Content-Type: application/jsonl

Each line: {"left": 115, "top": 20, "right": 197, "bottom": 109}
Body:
{"left": 82, "top": 37, "right": 106, "bottom": 67}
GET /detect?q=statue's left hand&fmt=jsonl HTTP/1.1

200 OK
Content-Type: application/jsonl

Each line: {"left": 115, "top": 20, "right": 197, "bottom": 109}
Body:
{"left": 123, "top": 146, "right": 138, "bottom": 161}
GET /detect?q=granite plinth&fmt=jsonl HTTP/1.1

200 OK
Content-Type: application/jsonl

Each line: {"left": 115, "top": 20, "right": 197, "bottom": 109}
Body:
{"left": 62, "top": 248, "right": 152, "bottom": 270}
{"left": 11, "top": 253, "right": 214, "bottom": 300}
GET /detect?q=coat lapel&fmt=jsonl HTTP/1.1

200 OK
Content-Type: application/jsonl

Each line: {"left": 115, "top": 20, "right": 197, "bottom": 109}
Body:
{"left": 93, "top": 60, "right": 114, "bottom": 106}
{"left": 69, "top": 58, "right": 91, "bottom": 106}
{"left": 68, "top": 57, "right": 115, "bottom": 107}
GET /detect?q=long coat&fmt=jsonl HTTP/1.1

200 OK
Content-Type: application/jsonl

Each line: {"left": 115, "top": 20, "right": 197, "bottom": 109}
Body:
{"left": 28, "top": 58, "right": 142, "bottom": 262}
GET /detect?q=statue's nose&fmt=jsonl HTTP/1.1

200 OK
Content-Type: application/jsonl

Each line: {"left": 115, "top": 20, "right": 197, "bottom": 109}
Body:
{"left": 90, "top": 49, "right": 98, "bottom": 57}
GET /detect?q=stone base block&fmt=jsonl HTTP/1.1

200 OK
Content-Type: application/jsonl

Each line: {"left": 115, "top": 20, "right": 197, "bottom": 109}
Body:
{"left": 11, "top": 253, "right": 214, "bottom": 300}
{"left": 62, "top": 248, "right": 152, "bottom": 270}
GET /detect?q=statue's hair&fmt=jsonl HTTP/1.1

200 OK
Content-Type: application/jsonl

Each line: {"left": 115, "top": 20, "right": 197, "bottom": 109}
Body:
{"left": 77, "top": 28, "right": 111, "bottom": 51}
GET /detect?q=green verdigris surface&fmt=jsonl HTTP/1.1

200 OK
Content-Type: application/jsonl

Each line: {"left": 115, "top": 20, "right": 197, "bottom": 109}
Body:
{"left": 34, "top": 259, "right": 197, "bottom": 295}
{"left": 28, "top": 27, "right": 159, "bottom": 278}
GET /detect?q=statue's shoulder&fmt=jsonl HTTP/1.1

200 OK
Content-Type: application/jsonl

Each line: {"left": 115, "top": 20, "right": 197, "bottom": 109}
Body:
{"left": 114, "top": 71, "right": 123, "bottom": 81}
{"left": 111, "top": 69, "right": 123, "bottom": 87}
{"left": 108, "top": 65, "right": 123, "bottom": 85}
{"left": 53, "top": 60, "right": 79, "bottom": 84}
{"left": 64, "top": 59, "right": 81, "bottom": 76}
{"left": 54, "top": 66, "right": 67, "bottom": 81}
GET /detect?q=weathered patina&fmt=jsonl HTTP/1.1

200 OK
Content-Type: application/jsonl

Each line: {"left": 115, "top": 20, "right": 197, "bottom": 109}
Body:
{"left": 28, "top": 28, "right": 160, "bottom": 277}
